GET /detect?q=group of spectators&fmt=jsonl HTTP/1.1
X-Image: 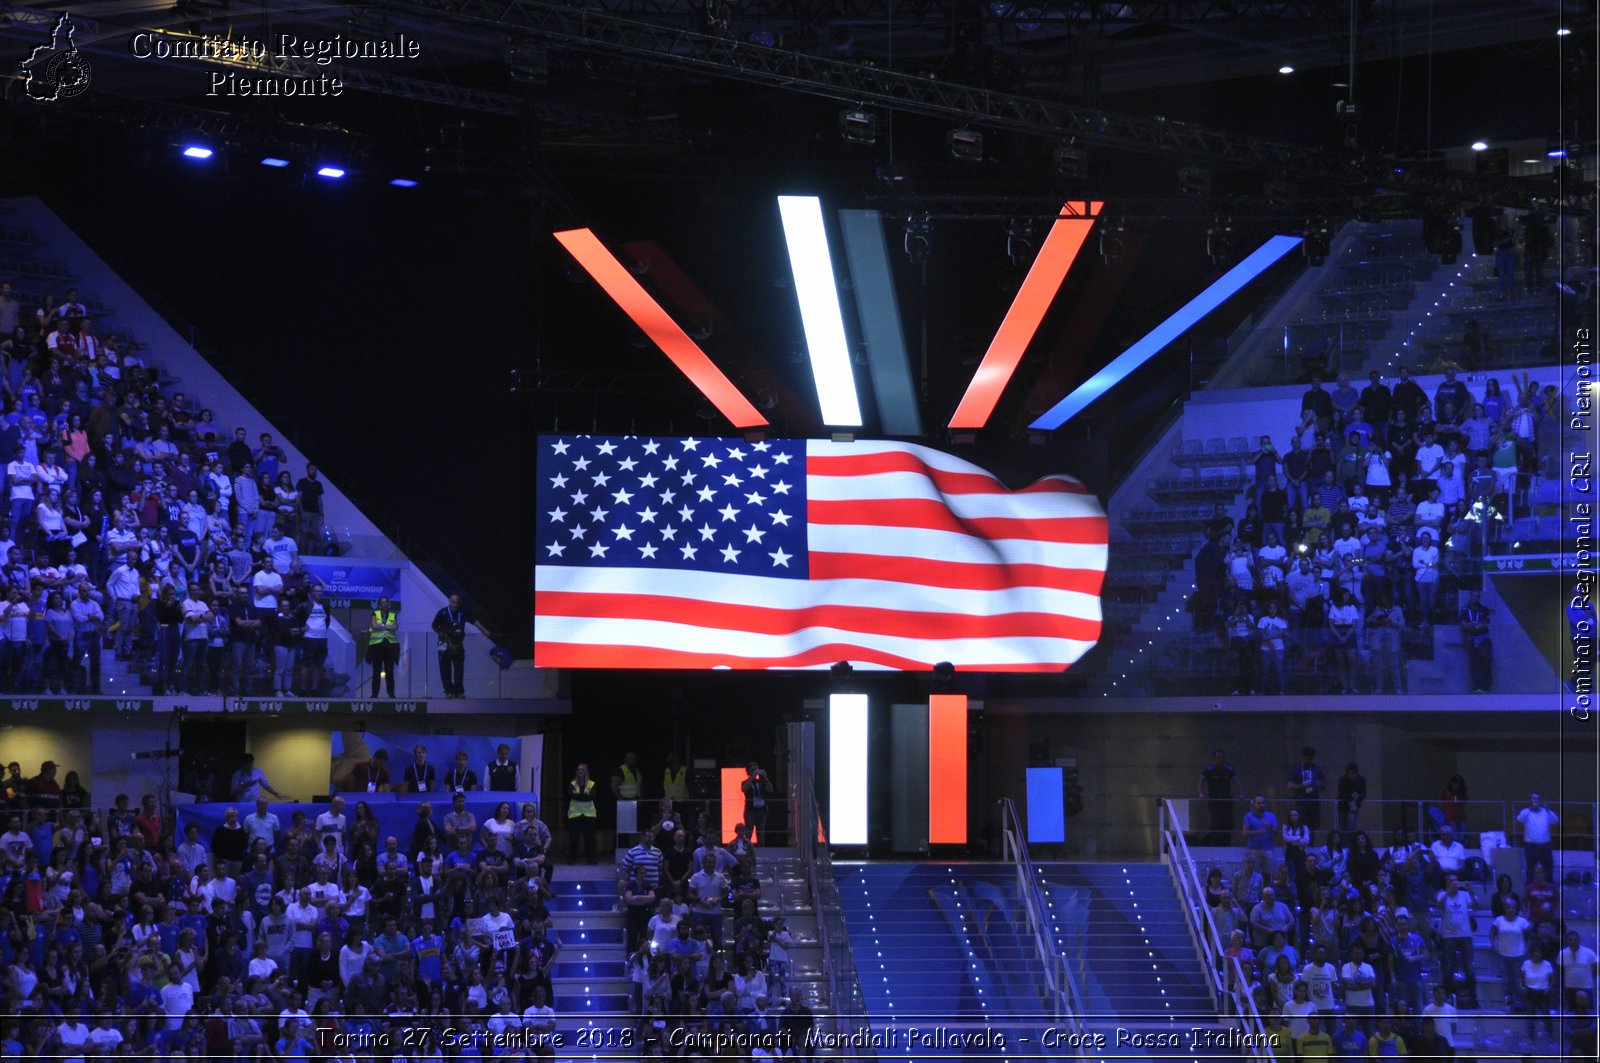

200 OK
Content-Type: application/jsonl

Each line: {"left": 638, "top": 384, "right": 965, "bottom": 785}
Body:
{"left": 0, "top": 748, "right": 813, "bottom": 1060}
{"left": 1195, "top": 749, "right": 1597, "bottom": 1058}
{"left": 0, "top": 282, "right": 334, "bottom": 697}
{"left": 1190, "top": 367, "right": 1563, "bottom": 694}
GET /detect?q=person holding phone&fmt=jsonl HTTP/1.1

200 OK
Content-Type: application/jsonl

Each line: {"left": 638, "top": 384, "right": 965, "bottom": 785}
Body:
{"left": 741, "top": 762, "right": 770, "bottom": 846}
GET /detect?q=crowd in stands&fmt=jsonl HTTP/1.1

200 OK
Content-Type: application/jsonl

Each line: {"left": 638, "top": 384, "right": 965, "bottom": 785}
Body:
{"left": 0, "top": 747, "right": 811, "bottom": 1060}
{"left": 1196, "top": 749, "right": 1598, "bottom": 1058}
{"left": 0, "top": 282, "right": 335, "bottom": 697}
{"left": 1189, "top": 367, "right": 1565, "bottom": 694}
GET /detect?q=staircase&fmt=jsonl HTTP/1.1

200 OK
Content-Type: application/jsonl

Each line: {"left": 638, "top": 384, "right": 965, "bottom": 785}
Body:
{"left": 838, "top": 862, "right": 1238, "bottom": 1061}
{"left": 1039, "top": 863, "right": 1234, "bottom": 1058}
{"left": 547, "top": 846, "right": 828, "bottom": 1062}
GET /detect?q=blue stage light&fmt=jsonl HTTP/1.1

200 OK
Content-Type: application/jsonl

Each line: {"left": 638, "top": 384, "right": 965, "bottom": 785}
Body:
{"left": 389, "top": 178, "right": 419, "bottom": 188}
{"left": 181, "top": 146, "right": 214, "bottom": 160}
{"left": 1029, "top": 234, "right": 1303, "bottom": 430}
{"left": 316, "top": 166, "right": 346, "bottom": 179}
{"left": 260, "top": 157, "right": 291, "bottom": 168}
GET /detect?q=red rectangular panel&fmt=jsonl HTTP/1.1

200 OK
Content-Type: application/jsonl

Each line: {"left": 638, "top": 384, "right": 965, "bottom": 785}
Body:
{"left": 720, "top": 767, "right": 746, "bottom": 844}
{"left": 928, "top": 693, "right": 968, "bottom": 844}
{"left": 553, "top": 228, "right": 768, "bottom": 429}
{"left": 948, "top": 202, "right": 1101, "bottom": 429}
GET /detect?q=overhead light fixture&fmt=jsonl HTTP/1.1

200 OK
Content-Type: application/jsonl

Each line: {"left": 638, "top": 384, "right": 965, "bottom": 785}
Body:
{"left": 1278, "top": 65, "right": 1295, "bottom": 75}
{"left": 777, "top": 195, "right": 863, "bottom": 427}
{"left": 259, "top": 157, "right": 291, "bottom": 168}
{"left": 1053, "top": 142, "right": 1088, "bottom": 179}
{"left": 1556, "top": 26, "right": 1572, "bottom": 36}
{"left": 903, "top": 212, "right": 933, "bottom": 265}
{"left": 316, "top": 166, "right": 346, "bottom": 179}
{"left": 1548, "top": 149, "right": 1568, "bottom": 158}
{"left": 838, "top": 108, "right": 878, "bottom": 145}
{"left": 1470, "top": 141, "right": 1489, "bottom": 152}
{"left": 181, "top": 146, "right": 213, "bottom": 159}
{"left": 389, "top": 178, "right": 419, "bottom": 188}
{"left": 948, "top": 129, "right": 984, "bottom": 162}
{"left": 1029, "top": 235, "right": 1303, "bottom": 430}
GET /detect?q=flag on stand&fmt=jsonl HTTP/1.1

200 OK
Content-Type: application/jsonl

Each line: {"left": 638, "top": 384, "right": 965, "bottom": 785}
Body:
{"left": 534, "top": 436, "right": 1107, "bottom": 671}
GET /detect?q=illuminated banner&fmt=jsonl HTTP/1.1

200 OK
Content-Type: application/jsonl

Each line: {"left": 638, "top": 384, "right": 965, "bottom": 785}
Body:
{"left": 534, "top": 435, "right": 1106, "bottom": 671}
{"left": 299, "top": 557, "right": 403, "bottom": 603}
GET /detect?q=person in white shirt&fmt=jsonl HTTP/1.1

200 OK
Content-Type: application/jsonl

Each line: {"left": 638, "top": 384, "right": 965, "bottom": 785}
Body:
{"left": 1515, "top": 793, "right": 1559, "bottom": 881}
{"left": 1422, "top": 985, "right": 1457, "bottom": 1044}
{"left": 251, "top": 555, "right": 284, "bottom": 618}
{"left": 1341, "top": 941, "right": 1378, "bottom": 1026}
{"left": 1298, "top": 945, "right": 1339, "bottom": 1013}
{"left": 85, "top": 1015, "right": 124, "bottom": 1053}
{"left": 159, "top": 962, "right": 195, "bottom": 1029}
{"left": 1411, "top": 529, "right": 1441, "bottom": 622}
{"left": 1435, "top": 874, "right": 1477, "bottom": 999}
{"left": 1256, "top": 600, "right": 1289, "bottom": 694}
{"left": 244, "top": 798, "right": 280, "bottom": 852}
{"left": 1560, "top": 930, "right": 1599, "bottom": 1009}
{"left": 263, "top": 528, "right": 298, "bottom": 574}
{"left": 246, "top": 938, "right": 278, "bottom": 980}
{"left": 55, "top": 1016, "right": 91, "bottom": 1063}
{"left": 1414, "top": 487, "right": 1446, "bottom": 535}
{"left": 1280, "top": 980, "right": 1317, "bottom": 1039}
{"left": 1491, "top": 897, "right": 1531, "bottom": 1009}
{"left": 1522, "top": 943, "right": 1556, "bottom": 1036}
{"left": 521, "top": 983, "right": 557, "bottom": 1044}
{"left": 1415, "top": 435, "right": 1445, "bottom": 491}
{"left": 338, "top": 939, "right": 371, "bottom": 987}
{"left": 315, "top": 796, "right": 348, "bottom": 856}
{"left": 5, "top": 446, "right": 36, "bottom": 533}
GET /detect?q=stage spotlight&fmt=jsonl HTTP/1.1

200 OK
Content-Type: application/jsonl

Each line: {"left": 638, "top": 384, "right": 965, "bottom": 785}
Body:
{"left": 1053, "top": 142, "right": 1087, "bottom": 179}
{"left": 1548, "top": 149, "right": 1568, "bottom": 158}
{"left": 1206, "top": 215, "right": 1234, "bottom": 267}
{"left": 1177, "top": 166, "right": 1212, "bottom": 197}
{"left": 316, "top": 166, "right": 346, "bottom": 179}
{"left": 948, "top": 129, "right": 984, "bottom": 162}
{"left": 838, "top": 108, "right": 878, "bottom": 144}
{"left": 1556, "top": 26, "right": 1572, "bottom": 36}
{"left": 1470, "top": 141, "right": 1489, "bottom": 152}
{"left": 1278, "top": 65, "right": 1295, "bottom": 74}
{"left": 181, "top": 146, "right": 214, "bottom": 159}
{"left": 903, "top": 212, "right": 933, "bottom": 264}
{"left": 389, "top": 178, "right": 419, "bottom": 188}
{"left": 260, "top": 157, "right": 291, "bottom": 168}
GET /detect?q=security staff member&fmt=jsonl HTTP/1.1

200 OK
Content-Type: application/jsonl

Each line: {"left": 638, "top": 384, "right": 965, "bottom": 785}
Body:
{"left": 486, "top": 743, "right": 518, "bottom": 792}
{"left": 662, "top": 752, "right": 689, "bottom": 803}
{"left": 1198, "top": 749, "right": 1243, "bottom": 847}
{"left": 611, "top": 752, "right": 642, "bottom": 802}
{"left": 567, "top": 763, "right": 597, "bottom": 863}
{"left": 367, "top": 595, "right": 399, "bottom": 698}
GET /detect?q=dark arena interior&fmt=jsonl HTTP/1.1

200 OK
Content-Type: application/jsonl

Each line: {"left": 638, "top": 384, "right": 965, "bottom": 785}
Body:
{"left": 0, "top": 1, "right": 1595, "bottom": 1060}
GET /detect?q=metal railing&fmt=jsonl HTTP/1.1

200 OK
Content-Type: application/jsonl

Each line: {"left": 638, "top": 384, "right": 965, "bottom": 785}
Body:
{"left": 1159, "top": 797, "right": 1273, "bottom": 1060}
{"left": 1175, "top": 794, "right": 1514, "bottom": 847}
{"left": 789, "top": 723, "right": 872, "bottom": 1054}
{"left": 998, "top": 797, "right": 1085, "bottom": 1046}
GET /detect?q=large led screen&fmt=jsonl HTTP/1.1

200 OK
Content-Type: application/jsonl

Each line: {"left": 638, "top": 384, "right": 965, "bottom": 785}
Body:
{"left": 534, "top": 434, "right": 1107, "bottom": 671}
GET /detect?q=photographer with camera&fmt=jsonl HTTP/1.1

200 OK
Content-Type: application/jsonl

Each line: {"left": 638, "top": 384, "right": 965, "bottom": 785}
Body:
{"left": 431, "top": 593, "right": 470, "bottom": 699}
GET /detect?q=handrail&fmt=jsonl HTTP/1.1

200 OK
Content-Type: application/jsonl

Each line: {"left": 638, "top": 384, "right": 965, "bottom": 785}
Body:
{"left": 791, "top": 773, "right": 873, "bottom": 1055}
{"left": 998, "top": 798, "right": 1086, "bottom": 1045}
{"left": 1176, "top": 795, "right": 1514, "bottom": 845}
{"left": 1160, "top": 797, "right": 1275, "bottom": 1060}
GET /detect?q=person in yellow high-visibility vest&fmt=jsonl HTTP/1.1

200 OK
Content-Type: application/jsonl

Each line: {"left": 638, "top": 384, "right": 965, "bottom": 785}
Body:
{"left": 567, "top": 763, "right": 597, "bottom": 863}
{"left": 366, "top": 596, "right": 399, "bottom": 698}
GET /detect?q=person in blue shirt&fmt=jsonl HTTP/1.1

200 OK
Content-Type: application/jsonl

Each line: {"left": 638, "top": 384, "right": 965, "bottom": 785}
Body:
{"left": 1389, "top": 908, "right": 1429, "bottom": 1012}
{"left": 1331, "top": 1013, "right": 1367, "bottom": 1061}
{"left": 1241, "top": 795, "right": 1279, "bottom": 874}
{"left": 412, "top": 920, "right": 445, "bottom": 985}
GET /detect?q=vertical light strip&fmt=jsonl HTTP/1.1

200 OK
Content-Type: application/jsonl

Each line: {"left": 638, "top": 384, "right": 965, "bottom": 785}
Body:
{"left": 829, "top": 692, "right": 870, "bottom": 845}
{"left": 777, "top": 195, "right": 864, "bottom": 427}
{"left": 948, "top": 201, "right": 1102, "bottom": 429}
{"left": 1025, "top": 766, "right": 1066, "bottom": 844}
{"left": 839, "top": 210, "right": 922, "bottom": 436}
{"left": 720, "top": 767, "right": 746, "bottom": 844}
{"left": 927, "top": 693, "right": 968, "bottom": 844}
{"left": 552, "top": 228, "right": 769, "bottom": 429}
{"left": 1030, "top": 234, "right": 1303, "bottom": 430}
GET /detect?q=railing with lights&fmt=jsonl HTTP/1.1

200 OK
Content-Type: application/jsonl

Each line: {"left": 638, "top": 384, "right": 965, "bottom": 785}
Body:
{"left": 1158, "top": 798, "right": 1273, "bottom": 1059}
{"left": 998, "top": 797, "right": 1086, "bottom": 1045}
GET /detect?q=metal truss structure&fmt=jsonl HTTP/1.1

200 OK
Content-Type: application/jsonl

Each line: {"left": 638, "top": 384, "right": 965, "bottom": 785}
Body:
{"left": 398, "top": 0, "right": 1549, "bottom": 206}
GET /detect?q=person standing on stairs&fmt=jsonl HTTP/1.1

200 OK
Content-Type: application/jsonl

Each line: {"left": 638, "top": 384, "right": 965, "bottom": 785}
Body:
{"left": 1459, "top": 590, "right": 1493, "bottom": 693}
{"left": 566, "top": 763, "right": 598, "bottom": 864}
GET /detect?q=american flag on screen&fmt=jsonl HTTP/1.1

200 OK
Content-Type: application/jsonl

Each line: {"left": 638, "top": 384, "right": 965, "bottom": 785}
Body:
{"left": 533, "top": 435, "right": 1107, "bottom": 671}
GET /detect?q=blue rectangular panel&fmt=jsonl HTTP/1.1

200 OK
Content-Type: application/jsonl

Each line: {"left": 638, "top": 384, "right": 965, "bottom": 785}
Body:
{"left": 1025, "top": 766, "right": 1066, "bottom": 844}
